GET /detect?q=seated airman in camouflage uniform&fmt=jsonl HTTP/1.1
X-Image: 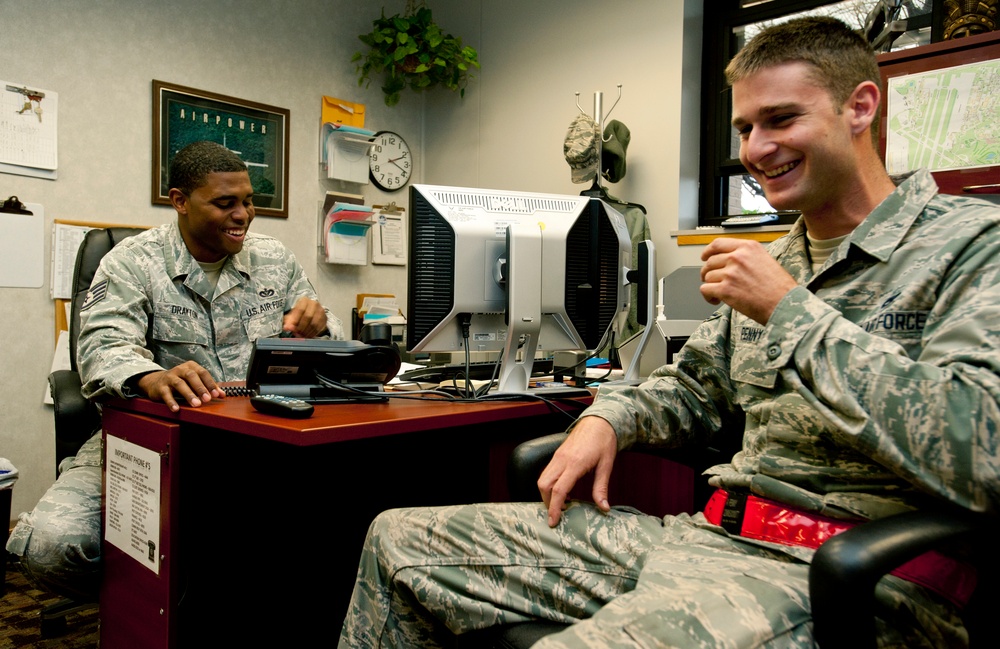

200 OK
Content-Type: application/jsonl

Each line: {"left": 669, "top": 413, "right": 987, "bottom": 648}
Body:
{"left": 7, "top": 140, "right": 343, "bottom": 601}
{"left": 339, "top": 17, "right": 1000, "bottom": 649}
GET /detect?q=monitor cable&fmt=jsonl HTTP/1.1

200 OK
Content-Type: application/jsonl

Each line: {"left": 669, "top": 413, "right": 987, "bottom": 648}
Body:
{"left": 455, "top": 312, "right": 503, "bottom": 400}
{"left": 312, "top": 372, "right": 583, "bottom": 424}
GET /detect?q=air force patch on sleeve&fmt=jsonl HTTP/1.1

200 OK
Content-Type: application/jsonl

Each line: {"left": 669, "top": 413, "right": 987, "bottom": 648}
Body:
{"left": 80, "top": 279, "right": 109, "bottom": 312}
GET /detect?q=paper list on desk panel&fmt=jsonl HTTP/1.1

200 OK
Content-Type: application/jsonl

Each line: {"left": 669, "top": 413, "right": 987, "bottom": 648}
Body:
{"left": 105, "top": 435, "right": 162, "bottom": 575}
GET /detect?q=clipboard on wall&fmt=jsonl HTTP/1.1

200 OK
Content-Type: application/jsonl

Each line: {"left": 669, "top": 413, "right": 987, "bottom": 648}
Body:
{"left": 371, "top": 202, "right": 406, "bottom": 266}
{"left": 0, "top": 196, "right": 44, "bottom": 288}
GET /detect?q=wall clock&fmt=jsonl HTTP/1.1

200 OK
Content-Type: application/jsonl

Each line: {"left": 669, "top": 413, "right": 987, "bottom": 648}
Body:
{"left": 369, "top": 130, "right": 412, "bottom": 192}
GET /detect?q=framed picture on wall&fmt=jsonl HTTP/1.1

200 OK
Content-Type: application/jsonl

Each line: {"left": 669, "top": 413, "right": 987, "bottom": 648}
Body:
{"left": 152, "top": 80, "right": 290, "bottom": 218}
{"left": 877, "top": 30, "right": 1000, "bottom": 198}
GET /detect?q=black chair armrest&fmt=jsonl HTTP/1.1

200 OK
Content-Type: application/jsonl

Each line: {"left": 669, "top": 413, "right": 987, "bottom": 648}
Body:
{"left": 810, "top": 508, "right": 992, "bottom": 649}
{"left": 506, "top": 432, "right": 738, "bottom": 506}
{"left": 507, "top": 433, "right": 567, "bottom": 502}
{"left": 48, "top": 370, "right": 100, "bottom": 473}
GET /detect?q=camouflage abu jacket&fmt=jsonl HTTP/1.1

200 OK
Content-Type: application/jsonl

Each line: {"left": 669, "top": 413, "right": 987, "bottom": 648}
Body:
{"left": 77, "top": 221, "right": 343, "bottom": 400}
{"left": 583, "top": 169, "right": 1000, "bottom": 522}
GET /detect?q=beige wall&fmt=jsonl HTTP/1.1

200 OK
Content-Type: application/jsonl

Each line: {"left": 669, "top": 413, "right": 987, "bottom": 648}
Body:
{"left": 425, "top": 1, "right": 706, "bottom": 261}
{"left": 0, "top": 0, "right": 703, "bottom": 517}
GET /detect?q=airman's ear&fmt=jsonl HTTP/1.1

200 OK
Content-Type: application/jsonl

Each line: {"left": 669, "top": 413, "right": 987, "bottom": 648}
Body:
{"left": 846, "top": 80, "right": 881, "bottom": 137}
{"left": 168, "top": 188, "right": 188, "bottom": 215}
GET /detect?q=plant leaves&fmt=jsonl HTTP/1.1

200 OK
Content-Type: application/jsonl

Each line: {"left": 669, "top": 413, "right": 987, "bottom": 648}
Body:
{"left": 355, "top": 9, "right": 480, "bottom": 106}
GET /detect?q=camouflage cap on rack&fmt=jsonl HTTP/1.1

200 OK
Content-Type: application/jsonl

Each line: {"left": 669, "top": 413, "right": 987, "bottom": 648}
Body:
{"left": 563, "top": 113, "right": 600, "bottom": 184}
{"left": 601, "top": 119, "right": 630, "bottom": 184}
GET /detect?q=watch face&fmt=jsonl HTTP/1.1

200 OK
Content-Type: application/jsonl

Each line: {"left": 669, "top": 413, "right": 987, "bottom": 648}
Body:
{"left": 369, "top": 131, "right": 412, "bottom": 192}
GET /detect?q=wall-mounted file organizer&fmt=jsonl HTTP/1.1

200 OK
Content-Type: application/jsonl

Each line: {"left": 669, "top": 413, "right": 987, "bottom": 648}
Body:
{"left": 327, "top": 221, "right": 372, "bottom": 264}
{"left": 320, "top": 122, "right": 375, "bottom": 184}
{"left": 322, "top": 201, "right": 374, "bottom": 265}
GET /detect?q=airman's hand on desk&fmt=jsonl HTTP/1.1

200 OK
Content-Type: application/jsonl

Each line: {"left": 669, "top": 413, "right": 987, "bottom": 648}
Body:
{"left": 537, "top": 416, "right": 618, "bottom": 528}
{"left": 282, "top": 297, "right": 328, "bottom": 338}
{"left": 136, "top": 361, "right": 224, "bottom": 412}
{"left": 700, "top": 238, "right": 798, "bottom": 325}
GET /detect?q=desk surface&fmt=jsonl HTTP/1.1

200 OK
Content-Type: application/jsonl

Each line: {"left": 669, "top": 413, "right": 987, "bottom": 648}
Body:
{"left": 107, "top": 390, "right": 593, "bottom": 446}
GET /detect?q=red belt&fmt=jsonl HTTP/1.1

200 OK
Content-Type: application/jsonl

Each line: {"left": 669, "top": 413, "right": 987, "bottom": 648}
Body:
{"left": 703, "top": 489, "right": 977, "bottom": 608}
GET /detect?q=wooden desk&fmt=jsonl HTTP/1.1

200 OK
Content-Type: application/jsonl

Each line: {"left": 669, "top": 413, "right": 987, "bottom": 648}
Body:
{"left": 98, "top": 393, "right": 593, "bottom": 648}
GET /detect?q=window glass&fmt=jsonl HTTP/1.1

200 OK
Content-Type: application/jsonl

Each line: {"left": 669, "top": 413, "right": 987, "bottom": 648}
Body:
{"left": 736, "top": 0, "right": 932, "bottom": 47}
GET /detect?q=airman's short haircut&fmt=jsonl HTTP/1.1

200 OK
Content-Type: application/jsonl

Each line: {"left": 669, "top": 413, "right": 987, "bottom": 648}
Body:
{"left": 168, "top": 141, "right": 248, "bottom": 195}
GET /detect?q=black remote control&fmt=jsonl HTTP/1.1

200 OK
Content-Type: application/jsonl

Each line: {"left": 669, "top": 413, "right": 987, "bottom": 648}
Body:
{"left": 250, "top": 394, "right": 315, "bottom": 418}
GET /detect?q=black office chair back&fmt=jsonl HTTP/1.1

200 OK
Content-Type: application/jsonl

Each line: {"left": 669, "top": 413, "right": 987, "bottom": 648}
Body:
{"left": 50, "top": 227, "right": 145, "bottom": 471}
{"left": 67, "top": 227, "right": 146, "bottom": 372}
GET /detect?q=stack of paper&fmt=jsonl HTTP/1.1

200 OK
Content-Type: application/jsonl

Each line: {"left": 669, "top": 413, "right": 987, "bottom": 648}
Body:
{"left": 362, "top": 303, "right": 404, "bottom": 325}
{"left": 326, "top": 201, "right": 372, "bottom": 222}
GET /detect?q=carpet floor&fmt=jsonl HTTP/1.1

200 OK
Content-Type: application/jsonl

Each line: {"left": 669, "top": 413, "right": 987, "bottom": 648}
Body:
{"left": 1, "top": 557, "right": 98, "bottom": 649}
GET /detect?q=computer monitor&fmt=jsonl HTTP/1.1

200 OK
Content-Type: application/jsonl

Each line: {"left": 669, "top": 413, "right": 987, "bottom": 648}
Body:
{"left": 406, "top": 183, "right": 633, "bottom": 393}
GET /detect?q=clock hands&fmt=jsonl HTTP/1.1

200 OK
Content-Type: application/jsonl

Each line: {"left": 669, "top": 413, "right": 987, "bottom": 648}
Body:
{"left": 388, "top": 156, "right": 409, "bottom": 174}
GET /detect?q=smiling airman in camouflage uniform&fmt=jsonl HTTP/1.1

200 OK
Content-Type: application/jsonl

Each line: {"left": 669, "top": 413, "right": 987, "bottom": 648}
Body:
{"left": 7, "top": 141, "right": 342, "bottom": 602}
{"left": 339, "top": 18, "right": 1000, "bottom": 649}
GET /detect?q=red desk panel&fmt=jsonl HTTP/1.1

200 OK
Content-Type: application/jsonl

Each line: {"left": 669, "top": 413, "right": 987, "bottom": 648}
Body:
{"left": 99, "top": 392, "right": 592, "bottom": 648}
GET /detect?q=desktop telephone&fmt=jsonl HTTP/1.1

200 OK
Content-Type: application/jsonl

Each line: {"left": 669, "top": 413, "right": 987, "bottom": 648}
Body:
{"left": 235, "top": 334, "right": 402, "bottom": 403}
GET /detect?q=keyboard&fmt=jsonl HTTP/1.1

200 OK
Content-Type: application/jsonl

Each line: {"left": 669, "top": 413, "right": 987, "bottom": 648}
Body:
{"left": 398, "top": 358, "right": 554, "bottom": 384}
{"left": 720, "top": 213, "right": 779, "bottom": 227}
{"left": 251, "top": 382, "right": 389, "bottom": 404}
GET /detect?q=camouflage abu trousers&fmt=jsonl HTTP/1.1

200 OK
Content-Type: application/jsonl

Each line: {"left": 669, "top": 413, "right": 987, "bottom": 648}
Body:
{"left": 338, "top": 501, "right": 966, "bottom": 648}
{"left": 5, "top": 431, "right": 102, "bottom": 600}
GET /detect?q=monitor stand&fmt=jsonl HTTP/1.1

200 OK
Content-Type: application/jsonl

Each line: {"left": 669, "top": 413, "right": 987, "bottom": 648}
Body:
{"left": 622, "top": 240, "right": 655, "bottom": 383}
{"left": 496, "top": 223, "right": 543, "bottom": 394}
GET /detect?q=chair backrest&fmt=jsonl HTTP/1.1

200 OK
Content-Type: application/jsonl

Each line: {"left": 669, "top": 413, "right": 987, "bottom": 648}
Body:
{"left": 68, "top": 227, "right": 146, "bottom": 372}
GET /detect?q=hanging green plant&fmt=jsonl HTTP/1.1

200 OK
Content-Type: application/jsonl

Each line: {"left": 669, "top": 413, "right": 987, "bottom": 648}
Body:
{"left": 352, "top": 2, "right": 481, "bottom": 107}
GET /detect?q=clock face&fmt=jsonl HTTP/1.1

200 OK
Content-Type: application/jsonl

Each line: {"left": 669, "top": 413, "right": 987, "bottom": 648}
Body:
{"left": 369, "top": 131, "right": 412, "bottom": 192}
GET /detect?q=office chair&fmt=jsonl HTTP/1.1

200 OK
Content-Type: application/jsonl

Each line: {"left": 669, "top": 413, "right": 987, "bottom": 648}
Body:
{"left": 42, "top": 226, "right": 145, "bottom": 637}
{"left": 49, "top": 227, "right": 145, "bottom": 470}
{"left": 461, "top": 432, "right": 997, "bottom": 649}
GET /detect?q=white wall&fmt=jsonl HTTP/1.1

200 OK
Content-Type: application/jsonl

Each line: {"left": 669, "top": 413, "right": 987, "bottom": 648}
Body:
{"left": 0, "top": 0, "right": 705, "bottom": 519}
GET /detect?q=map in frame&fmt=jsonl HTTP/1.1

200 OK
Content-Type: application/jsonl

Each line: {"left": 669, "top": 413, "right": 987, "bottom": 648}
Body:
{"left": 885, "top": 59, "right": 1000, "bottom": 175}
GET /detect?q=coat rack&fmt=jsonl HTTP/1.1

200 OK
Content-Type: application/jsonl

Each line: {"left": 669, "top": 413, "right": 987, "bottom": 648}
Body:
{"left": 575, "top": 85, "right": 622, "bottom": 193}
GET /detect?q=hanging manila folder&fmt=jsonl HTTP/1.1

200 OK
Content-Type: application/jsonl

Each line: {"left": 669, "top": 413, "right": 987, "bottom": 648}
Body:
{"left": 321, "top": 96, "right": 366, "bottom": 129}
